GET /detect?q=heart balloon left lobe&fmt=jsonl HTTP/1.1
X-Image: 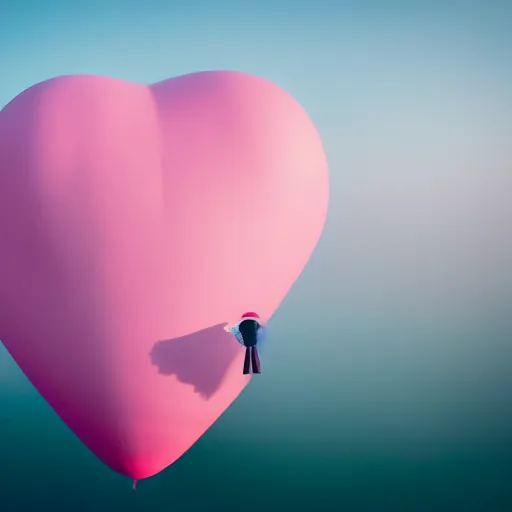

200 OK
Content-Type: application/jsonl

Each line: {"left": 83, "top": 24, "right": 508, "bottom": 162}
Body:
{"left": 0, "top": 71, "right": 328, "bottom": 479}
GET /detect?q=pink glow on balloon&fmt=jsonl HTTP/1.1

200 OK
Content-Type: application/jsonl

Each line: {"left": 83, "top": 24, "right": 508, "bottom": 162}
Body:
{"left": 0, "top": 71, "right": 328, "bottom": 480}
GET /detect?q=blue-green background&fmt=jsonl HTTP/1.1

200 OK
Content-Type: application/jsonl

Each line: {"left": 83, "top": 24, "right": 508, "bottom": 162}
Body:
{"left": 1, "top": 1, "right": 512, "bottom": 510}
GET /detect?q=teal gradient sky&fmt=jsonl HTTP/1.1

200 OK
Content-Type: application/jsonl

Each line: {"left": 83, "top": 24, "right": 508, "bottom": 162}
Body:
{"left": 1, "top": 1, "right": 512, "bottom": 511}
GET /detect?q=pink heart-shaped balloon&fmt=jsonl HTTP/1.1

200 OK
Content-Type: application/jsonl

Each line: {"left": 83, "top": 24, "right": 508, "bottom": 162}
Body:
{"left": 0, "top": 71, "right": 328, "bottom": 480}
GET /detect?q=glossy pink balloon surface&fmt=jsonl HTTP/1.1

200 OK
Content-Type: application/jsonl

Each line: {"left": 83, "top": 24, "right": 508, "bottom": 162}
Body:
{"left": 0, "top": 71, "right": 328, "bottom": 479}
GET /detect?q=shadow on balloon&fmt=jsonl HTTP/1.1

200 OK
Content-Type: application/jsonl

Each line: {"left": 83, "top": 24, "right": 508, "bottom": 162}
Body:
{"left": 149, "top": 323, "right": 241, "bottom": 400}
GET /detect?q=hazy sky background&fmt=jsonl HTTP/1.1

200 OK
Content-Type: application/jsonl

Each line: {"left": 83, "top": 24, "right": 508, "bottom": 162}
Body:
{"left": 1, "top": 1, "right": 511, "bottom": 511}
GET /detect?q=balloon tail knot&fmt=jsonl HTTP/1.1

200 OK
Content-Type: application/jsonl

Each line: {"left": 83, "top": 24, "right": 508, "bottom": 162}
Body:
{"left": 132, "top": 479, "right": 138, "bottom": 491}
